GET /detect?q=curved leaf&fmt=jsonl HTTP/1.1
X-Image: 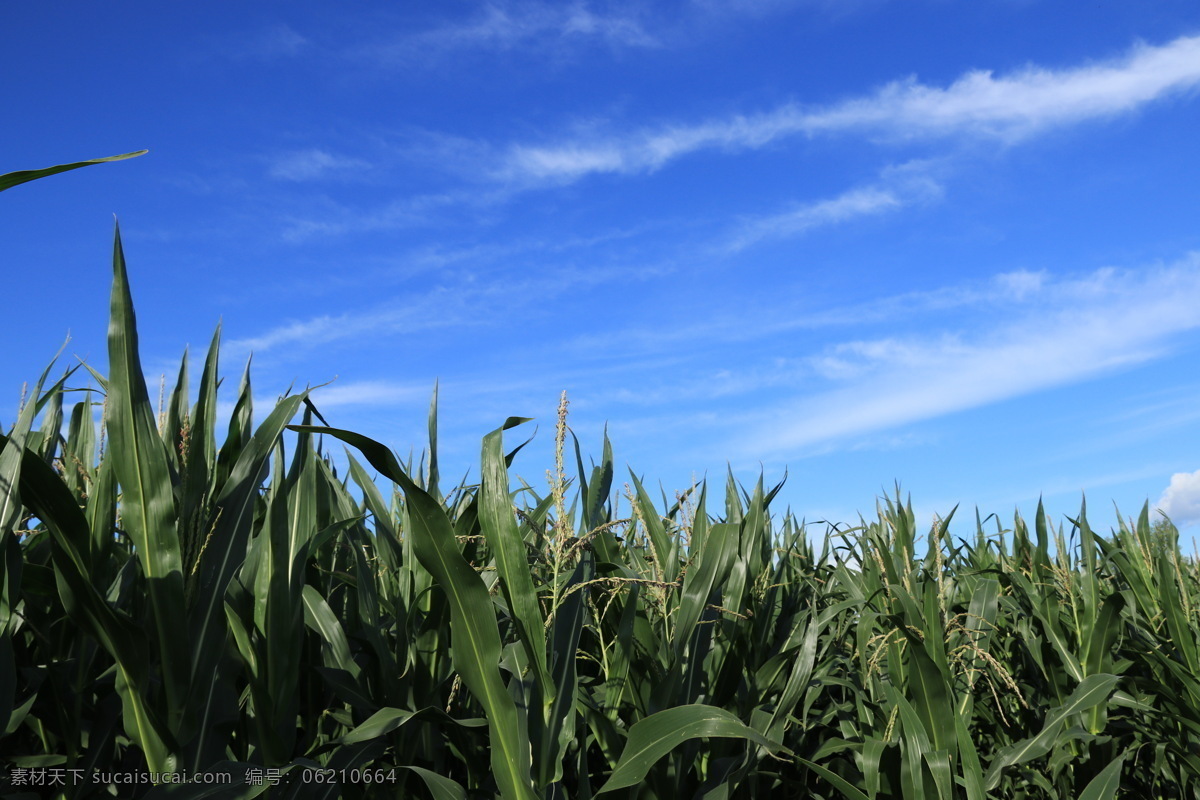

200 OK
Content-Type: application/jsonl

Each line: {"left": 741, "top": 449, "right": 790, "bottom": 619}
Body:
{"left": 0, "top": 150, "right": 147, "bottom": 193}
{"left": 984, "top": 673, "right": 1120, "bottom": 790}
{"left": 287, "top": 424, "right": 538, "bottom": 800}
{"left": 1078, "top": 752, "right": 1125, "bottom": 800}
{"left": 403, "top": 765, "right": 468, "bottom": 800}
{"left": 595, "top": 704, "right": 788, "bottom": 794}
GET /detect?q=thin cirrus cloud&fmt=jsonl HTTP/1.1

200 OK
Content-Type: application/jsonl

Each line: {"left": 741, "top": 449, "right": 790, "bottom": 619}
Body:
{"left": 362, "top": 3, "right": 656, "bottom": 63}
{"left": 216, "top": 23, "right": 309, "bottom": 61}
{"left": 225, "top": 256, "right": 658, "bottom": 356}
{"left": 728, "top": 186, "right": 904, "bottom": 250}
{"left": 495, "top": 33, "right": 1200, "bottom": 185}
{"left": 224, "top": 294, "right": 469, "bottom": 356}
{"left": 268, "top": 149, "right": 371, "bottom": 181}
{"left": 307, "top": 380, "right": 429, "bottom": 409}
{"left": 558, "top": 262, "right": 1050, "bottom": 361}
{"left": 739, "top": 252, "right": 1200, "bottom": 456}
{"left": 724, "top": 160, "right": 945, "bottom": 250}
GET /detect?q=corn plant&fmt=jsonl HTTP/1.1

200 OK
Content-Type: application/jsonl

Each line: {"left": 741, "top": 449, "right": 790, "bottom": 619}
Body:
{"left": 3, "top": 156, "right": 1200, "bottom": 798}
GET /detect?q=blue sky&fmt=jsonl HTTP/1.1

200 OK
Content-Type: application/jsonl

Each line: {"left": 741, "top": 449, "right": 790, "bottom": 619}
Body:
{"left": 5, "top": 1, "right": 1200, "bottom": 553}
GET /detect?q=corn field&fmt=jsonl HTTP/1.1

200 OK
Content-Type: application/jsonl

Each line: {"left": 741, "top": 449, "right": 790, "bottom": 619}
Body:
{"left": 3, "top": 155, "right": 1200, "bottom": 799}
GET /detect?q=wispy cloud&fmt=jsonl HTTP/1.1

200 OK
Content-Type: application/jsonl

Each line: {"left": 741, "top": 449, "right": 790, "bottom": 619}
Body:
{"left": 224, "top": 292, "right": 466, "bottom": 355}
{"left": 277, "top": 191, "right": 468, "bottom": 241}
{"left": 219, "top": 23, "right": 309, "bottom": 61}
{"left": 363, "top": 2, "right": 656, "bottom": 63}
{"left": 558, "top": 259, "right": 1053, "bottom": 360}
{"left": 804, "top": 34, "right": 1200, "bottom": 139}
{"left": 732, "top": 186, "right": 902, "bottom": 246}
{"left": 268, "top": 35, "right": 1200, "bottom": 243}
{"left": 308, "top": 380, "right": 428, "bottom": 409}
{"left": 725, "top": 160, "right": 944, "bottom": 250}
{"left": 689, "top": 0, "right": 886, "bottom": 22}
{"left": 268, "top": 149, "right": 370, "bottom": 181}
{"left": 559, "top": 253, "right": 1200, "bottom": 458}
{"left": 1158, "top": 469, "right": 1200, "bottom": 527}
{"left": 225, "top": 253, "right": 663, "bottom": 356}
{"left": 495, "top": 34, "right": 1200, "bottom": 185}
{"left": 740, "top": 253, "right": 1200, "bottom": 455}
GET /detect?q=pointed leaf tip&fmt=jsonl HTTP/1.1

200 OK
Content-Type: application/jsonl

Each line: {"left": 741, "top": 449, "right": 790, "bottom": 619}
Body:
{"left": 1, "top": 150, "right": 148, "bottom": 193}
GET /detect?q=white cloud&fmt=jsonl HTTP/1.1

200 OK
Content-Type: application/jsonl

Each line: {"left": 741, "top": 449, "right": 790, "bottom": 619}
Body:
{"left": 726, "top": 160, "right": 944, "bottom": 249}
{"left": 268, "top": 149, "right": 370, "bottom": 181}
{"left": 992, "top": 269, "right": 1047, "bottom": 300}
{"left": 558, "top": 4, "right": 656, "bottom": 45}
{"left": 730, "top": 187, "right": 901, "bottom": 248}
{"left": 736, "top": 252, "right": 1200, "bottom": 454}
{"left": 309, "top": 380, "right": 427, "bottom": 409}
{"left": 225, "top": 253, "right": 660, "bottom": 355}
{"left": 559, "top": 226, "right": 1049, "bottom": 361}
{"left": 277, "top": 185, "right": 509, "bottom": 240}
{"left": 225, "top": 300, "right": 453, "bottom": 354}
{"left": 554, "top": 253, "right": 1200, "bottom": 437}
{"left": 1158, "top": 469, "right": 1200, "bottom": 526}
{"left": 257, "top": 24, "right": 309, "bottom": 58}
{"left": 690, "top": 0, "right": 824, "bottom": 15}
{"left": 365, "top": 2, "right": 656, "bottom": 62}
{"left": 495, "top": 34, "right": 1200, "bottom": 184}
{"left": 220, "top": 23, "right": 309, "bottom": 61}
{"left": 506, "top": 144, "right": 628, "bottom": 182}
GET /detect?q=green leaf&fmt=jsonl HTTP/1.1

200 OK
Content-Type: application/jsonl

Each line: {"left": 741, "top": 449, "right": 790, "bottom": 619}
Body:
{"left": 1077, "top": 753, "right": 1125, "bottom": 800}
{"left": 477, "top": 417, "right": 549, "bottom": 706}
{"left": 629, "top": 471, "right": 679, "bottom": 585}
{"left": 540, "top": 549, "right": 592, "bottom": 786}
{"left": 0, "top": 150, "right": 147, "bottom": 192}
{"left": 595, "top": 704, "right": 788, "bottom": 794}
{"left": 302, "top": 583, "right": 363, "bottom": 680}
{"left": 954, "top": 702, "right": 986, "bottom": 800}
{"left": 674, "top": 520, "right": 737, "bottom": 662}
{"left": 402, "top": 766, "right": 468, "bottom": 800}
{"left": 796, "top": 757, "right": 871, "bottom": 800}
{"left": 328, "top": 705, "right": 480, "bottom": 746}
{"left": 984, "top": 674, "right": 1120, "bottom": 790}
{"left": 0, "top": 342, "right": 70, "bottom": 536}
{"left": 899, "top": 604, "right": 956, "bottom": 756}
{"left": 287, "top": 424, "right": 539, "bottom": 800}
{"left": 1, "top": 430, "right": 177, "bottom": 773}
{"left": 105, "top": 221, "right": 189, "bottom": 737}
